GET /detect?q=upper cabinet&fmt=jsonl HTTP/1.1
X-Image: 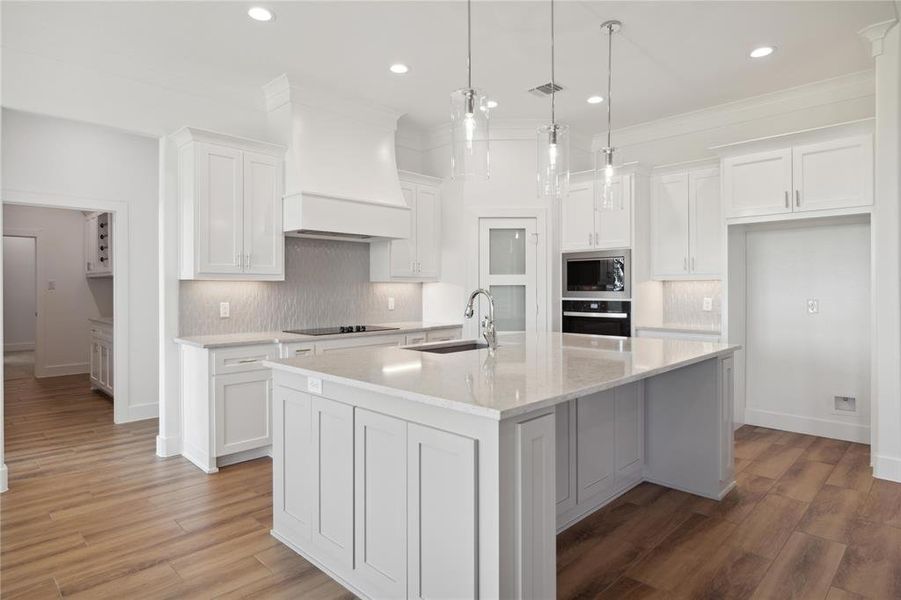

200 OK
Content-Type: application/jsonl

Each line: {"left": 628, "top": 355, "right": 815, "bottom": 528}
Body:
{"left": 370, "top": 171, "right": 441, "bottom": 282}
{"left": 84, "top": 211, "right": 112, "bottom": 278}
{"left": 561, "top": 171, "right": 632, "bottom": 252}
{"left": 174, "top": 128, "right": 286, "bottom": 281}
{"left": 723, "top": 134, "right": 873, "bottom": 219}
{"left": 651, "top": 166, "right": 722, "bottom": 280}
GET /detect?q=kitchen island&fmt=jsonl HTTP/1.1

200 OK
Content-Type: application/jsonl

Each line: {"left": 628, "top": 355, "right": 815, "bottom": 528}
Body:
{"left": 265, "top": 332, "right": 738, "bottom": 599}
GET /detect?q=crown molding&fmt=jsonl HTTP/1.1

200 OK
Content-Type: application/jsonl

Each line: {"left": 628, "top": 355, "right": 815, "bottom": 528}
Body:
{"left": 588, "top": 69, "right": 875, "bottom": 153}
{"left": 859, "top": 19, "right": 899, "bottom": 57}
{"left": 169, "top": 126, "right": 285, "bottom": 154}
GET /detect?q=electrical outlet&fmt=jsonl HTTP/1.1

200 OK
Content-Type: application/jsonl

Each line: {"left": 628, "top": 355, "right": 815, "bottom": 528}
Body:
{"left": 702, "top": 297, "right": 713, "bottom": 312}
{"left": 807, "top": 299, "right": 819, "bottom": 314}
{"left": 219, "top": 302, "right": 230, "bottom": 318}
{"left": 833, "top": 395, "right": 858, "bottom": 415}
{"left": 47, "top": 280, "right": 56, "bottom": 291}
{"left": 388, "top": 297, "right": 395, "bottom": 311}
{"left": 307, "top": 377, "right": 322, "bottom": 395}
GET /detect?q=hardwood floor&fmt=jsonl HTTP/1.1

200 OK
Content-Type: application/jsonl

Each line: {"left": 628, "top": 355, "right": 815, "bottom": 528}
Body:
{"left": 2, "top": 374, "right": 900, "bottom": 599}
{"left": 558, "top": 425, "right": 901, "bottom": 599}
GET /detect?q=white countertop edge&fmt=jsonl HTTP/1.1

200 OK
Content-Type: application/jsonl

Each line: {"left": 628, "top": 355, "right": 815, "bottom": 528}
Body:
{"left": 89, "top": 317, "right": 114, "bottom": 325}
{"left": 634, "top": 324, "right": 723, "bottom": 336}
{"left": 174, "top": 322, "right": 464, "bottom": 349}
{"left": 264, "top": 344, "right": 740, "bottom": 421}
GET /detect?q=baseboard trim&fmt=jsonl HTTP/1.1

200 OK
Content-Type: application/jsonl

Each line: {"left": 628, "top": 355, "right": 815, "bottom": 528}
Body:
{"left": 217, "top": 446, "right": 272, "bottom": 468}
{"left": 156, "top": 434, "right": 182, "bottom": 458}
{"left": 4, "top": 342, "right": 34, "bottom": 352}
{"left": 117, "top": 403, "right": 159, "bottom": 424}
{"left": 270, "top": 530, "right": 370, "bottom": 600}
{"left": 35, "top": 362, "right": 89, "bottom": 378}
{"left": 0, "top": 463, "right": 7, "bottom": 493}
{"left": 745, "top": 408, "right": 870, "bottom": 443}
{"left": 874, "top": 453, "right": 901, "bottom": 483}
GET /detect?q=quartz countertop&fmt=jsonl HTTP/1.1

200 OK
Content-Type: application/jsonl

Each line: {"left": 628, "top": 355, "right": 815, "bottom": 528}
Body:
{"left": 174, "top": 321, "right": 463, "bottom": 349}
{"left": 265, "top": 332, "right": 739, "bottom": 420}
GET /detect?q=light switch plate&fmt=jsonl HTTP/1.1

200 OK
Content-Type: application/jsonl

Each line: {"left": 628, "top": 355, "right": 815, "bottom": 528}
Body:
{"left": 702, "top": 297, "right": 713, "bottom": 312}
{"left": 388, "top": 297, "right": 395, "bottom": 311}
{"left": 807, "top": 299, "right": 819, "bottom": 314}
{"left": 47, "top": 280, "right": 56, "bottom": 291}
{"left": 219, "top": 302, "right": 230, "bottom": 318}
{"left": 307, "top": 377, "right": 322, "bottom": 395}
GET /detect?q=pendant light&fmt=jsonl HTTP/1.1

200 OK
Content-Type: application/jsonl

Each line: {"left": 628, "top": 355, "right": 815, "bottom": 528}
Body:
{"left": 596, "top": 19, "right": 622, "bottom": 210}
{"left": 450, "top": 0, "right": 490, "bottom": 180}
{"left": 537, "top": 0, "right": 569, "bottom": 199}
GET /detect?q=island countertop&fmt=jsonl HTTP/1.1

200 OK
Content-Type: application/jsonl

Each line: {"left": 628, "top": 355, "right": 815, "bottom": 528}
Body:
{"left": 264, "top": 332, "right": 739, "bottom": 420}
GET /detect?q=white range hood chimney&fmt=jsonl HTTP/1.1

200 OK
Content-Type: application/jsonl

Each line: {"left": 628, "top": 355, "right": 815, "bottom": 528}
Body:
{"left": 263, "top": 74, "right": 410, "bottom": 241}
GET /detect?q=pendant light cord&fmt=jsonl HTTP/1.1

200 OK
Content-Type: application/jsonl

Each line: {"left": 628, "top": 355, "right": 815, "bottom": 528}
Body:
{"left": 551, "top": 0, "right": 556, "bottom": 125}
{"left": 467, "top": 0, "right": 472, "bottom": 90}
{"left": 605, "top": 23, "right": 613, "bottom": 150}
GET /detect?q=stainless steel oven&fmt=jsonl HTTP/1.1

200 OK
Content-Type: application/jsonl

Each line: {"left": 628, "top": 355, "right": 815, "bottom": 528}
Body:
{"left": 562, "top": 300, "right": 632, "bottom": 337}
{"left": 562, "top": 249, "right": 630, "bottom": 300}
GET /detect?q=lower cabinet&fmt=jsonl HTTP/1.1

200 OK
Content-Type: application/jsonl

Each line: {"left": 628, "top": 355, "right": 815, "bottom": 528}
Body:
{"left": 557, "top": 382, "right": 644, "bottom": 528}
{"left": 214, "top": 370, "right": 272, "bottom": 456}
{"left": 89, "top": 320, "right": 114, "bottom": 396}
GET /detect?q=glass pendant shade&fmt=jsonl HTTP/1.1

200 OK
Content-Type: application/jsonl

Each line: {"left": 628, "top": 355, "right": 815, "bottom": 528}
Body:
{"left": 450, "top": 88, "right": 490, "bottom": 180}
{"left": 537, "top": 123, "right": 570, "bottom": 199}
{"left": 595, "top": 148, "right": 622, "bottom": 210}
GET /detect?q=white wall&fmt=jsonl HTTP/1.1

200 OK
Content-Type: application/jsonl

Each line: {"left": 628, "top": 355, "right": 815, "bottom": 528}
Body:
{"left": 2, "top": 236, "right": 36, "bottom": 351}
{"left": 744, "top": 219, "right": 871, "bottom": 442}
{"left": 1, "top": 109, "right": 159, "bottom": 416}
{"left": 3, "top": 206, "right": 112, "bottom": 374}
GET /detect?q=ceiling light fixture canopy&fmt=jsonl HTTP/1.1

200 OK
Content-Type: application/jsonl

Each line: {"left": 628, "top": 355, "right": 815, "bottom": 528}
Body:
{"left": 596, "top": 19, "right": 622, "bottom": 211}
{"left": 537, "top": 0, "right": 569, "bottom": 199}
{"left": 450, "top": 0, "right": 490, "bottom": 180}
{"left": 247, "top": 7, "right": 273, "bottom": 22}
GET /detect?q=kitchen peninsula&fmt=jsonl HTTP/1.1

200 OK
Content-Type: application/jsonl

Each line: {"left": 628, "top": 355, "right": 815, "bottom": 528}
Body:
{"left": 265, "top": 332, "right": 738, "bottom": 599}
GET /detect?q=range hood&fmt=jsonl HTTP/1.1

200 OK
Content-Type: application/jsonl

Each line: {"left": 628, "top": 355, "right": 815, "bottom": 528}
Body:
{"left": 263, "top": 74, "right": 411, "bottom": 241}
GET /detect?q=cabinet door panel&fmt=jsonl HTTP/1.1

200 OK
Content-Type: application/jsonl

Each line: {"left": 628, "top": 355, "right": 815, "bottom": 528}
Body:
{"left": 280, "top": 387, "right": 313, "bottom": 539}
{"left": 242, "top": 151, "right": 283, "bottom": 275}
{"left": 84, "top": 215, "right": 98, "bottom": 274}
{"left": 555, "top": 401, "right": 577, "bottom": 515}
{"left": 197, "top": 143, "right": 244, "bottom": 273}
{"left": 416, "top": 185, "right": 441, "bottom": 278}
{"left": 614, "top": 383, "right": 643, "bottom": 483}
{"left": 214, "top": 370, "right": 272, "bottom": 456}
{"left": 561, "top": 183, "right": 596, "bottom": 251}
{"left": 408, "top": 424, "right": 477, "bottom": 599}
{"left": 651, "top": 173, "right": 690, "bottom": 278}
{"left": 596, "top": 175, "right": 632, "bottom": 249}
{"left": 689, "top": 168, "right": 722, "bottom": 278}
{"left": 312, "top": 397, "right": 354, "bottom": 568}
{"left": 723, "top": 148, "right": 792, "bottom": 218}
{"left": 793, "top": 135, "right": 873, "bottom": 212}
{"left": 390, "top": 182, "right": 417, "bottom": 277}
{"left": 354, "top": 409, "right": 407, "bottom": 598}
{"left": 576, "top": 391, "right": 615, "bottom": 504}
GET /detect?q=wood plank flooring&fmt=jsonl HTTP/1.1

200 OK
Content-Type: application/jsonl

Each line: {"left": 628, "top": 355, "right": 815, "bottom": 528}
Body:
{"left": 2, "top": 374, "right": 901, "bottom": 598}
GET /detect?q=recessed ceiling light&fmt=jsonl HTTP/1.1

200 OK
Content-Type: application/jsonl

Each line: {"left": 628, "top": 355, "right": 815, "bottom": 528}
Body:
{"left": 389, "top": 63, "right": 410, "bottom": 74}
{"left": 587, "top": 95, "right": 604, "bottom": 104}
{"left": 247, "top": 7, "right": 273, "bottom": 21}
{"left": 486, "top": 100, "right": 498, "bottom": 109}
{"left": 750, "top": 46, "right": 775, "bottom": 58}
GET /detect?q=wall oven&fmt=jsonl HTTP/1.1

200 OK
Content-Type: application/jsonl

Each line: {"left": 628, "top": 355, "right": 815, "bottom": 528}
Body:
{"left": 562, "top": 249, "right": 630, "bottom": 300}
{"left": 562, "top": 300, "right": 632, "bottom": 337}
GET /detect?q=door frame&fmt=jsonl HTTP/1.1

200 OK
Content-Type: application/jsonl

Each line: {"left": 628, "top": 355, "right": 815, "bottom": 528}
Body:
{"left": 465, "top": 206, "right": 551, "bottom": 339}
{"left": 1, "top": 189, "right": 131, "bottom": 429}
{"left": 3, "top": 230, "right": 39, "bottom": 375}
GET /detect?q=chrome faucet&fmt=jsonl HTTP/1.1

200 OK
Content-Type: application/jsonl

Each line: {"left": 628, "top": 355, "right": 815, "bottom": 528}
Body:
{"left": 464, "top": 288, "right": 498, "bottom": 351}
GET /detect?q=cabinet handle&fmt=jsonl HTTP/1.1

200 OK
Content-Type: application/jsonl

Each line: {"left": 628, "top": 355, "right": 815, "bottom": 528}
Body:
{"left": 691, "top": 257, "right": 695, "bottom": 271}
{"left": 588, "top": 233, "right": 592, "bottom": 247}
{"left": 594, "top": 232, "right": 599, "bottom": 246}
{"left": 236, "top": 358, "right": 259, "bottom": 364}
{"left": 245, "top": 254, "right": 251, "bottom": 269}
{"left": 784, "top": 191, "right": 789, "bottom": 209}
{"left": 235, "top": 253, "right": 240, "bottom": 267}
{"left": 683, "top": 257, "right": 688, "bottom": 271}
{"left": 795, "top": 190, "right": 801, "bottom": 207}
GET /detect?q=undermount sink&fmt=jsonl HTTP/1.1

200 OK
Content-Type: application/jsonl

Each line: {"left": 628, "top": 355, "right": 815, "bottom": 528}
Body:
{"left": 406, "top": 340, "right": 489, "bottom": 354}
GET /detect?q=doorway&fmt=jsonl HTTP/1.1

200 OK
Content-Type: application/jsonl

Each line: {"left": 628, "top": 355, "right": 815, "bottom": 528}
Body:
{"left": 3, "top": 235, "right": 36, "bottom": 380}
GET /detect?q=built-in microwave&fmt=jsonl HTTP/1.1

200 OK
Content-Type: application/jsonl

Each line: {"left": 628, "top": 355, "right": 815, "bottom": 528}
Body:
{"left": 562, "top": 249, "right": 630, "bottom": 300}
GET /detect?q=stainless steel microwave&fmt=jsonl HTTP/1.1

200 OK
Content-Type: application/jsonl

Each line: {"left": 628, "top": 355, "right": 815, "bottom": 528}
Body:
{"left": 562, "top": 249, "right": 631, "bottom": 300}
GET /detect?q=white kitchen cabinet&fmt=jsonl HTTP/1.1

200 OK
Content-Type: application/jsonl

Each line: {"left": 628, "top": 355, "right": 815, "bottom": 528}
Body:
{"left": 426, "top": 327, "right": 462, "bottom": 343}
{"left": 792, "top": 135, "right": 873, "bottom": 212}
{"left": 561, "top": 171, "right": 633, "bottom": 252}
{"left": 614, "top": 382, "right": 643, "bottom": 485}
{"left": 214, "top": 370, "right": 272, "bottom": 456}
{"left": 576, "top": 390, "right": 616, "bottom": 504}
{"left": 84, "top": 212, "right": 112, "bottom": 278}
{"left": 314, "top": 334, "right": 405, "bottom": 354}
{"left": 723, "top": 134, "right": 872, "bottom": 219}
{"left": 370, "top": 171, "right": 442, "bottom": 282}
{"left": 89, "top": 319, "right": 113, "bottom": 396}
{"left": 311, "top": 396, "right": 355, "bottom": 569}
{"left": 555, "top": 401, "right": 578, "bottom": 516}
{"left": 174, "top": 127, "right": 285, "bottom": 281}
{"left": 651, "top": 166, "right": 722, "bottom": 280}
{"left": 404, "top": 332, "right": 428, "bottom": 346}
{"left": 407, "top": 423, "right": 478, "bottom": 600}
{"left": 354, "top": 408, "right": 407, "bottom": 599}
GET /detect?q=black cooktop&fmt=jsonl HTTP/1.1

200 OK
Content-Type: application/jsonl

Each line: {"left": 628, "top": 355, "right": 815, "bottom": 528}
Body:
{"left": 284, "top": 325, "right": 399, "bottom": 336}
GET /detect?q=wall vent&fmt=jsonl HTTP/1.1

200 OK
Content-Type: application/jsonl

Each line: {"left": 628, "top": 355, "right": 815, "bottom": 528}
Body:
{"left": 528, "top": 82, "right": 564, "bottom": 97}
{"left": 833, "top": 396, "right": 858, "bottom": 415}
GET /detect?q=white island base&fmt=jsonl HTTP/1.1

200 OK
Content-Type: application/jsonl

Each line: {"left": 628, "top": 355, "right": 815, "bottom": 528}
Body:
{"left": 266, "top": 334, "right": 737, "bottom": 599}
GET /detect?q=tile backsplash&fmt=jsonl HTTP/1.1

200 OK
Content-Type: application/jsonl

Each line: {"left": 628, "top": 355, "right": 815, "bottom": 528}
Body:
{"left": 661, "top": 280, "right": 723, "bottom": 330}
{"left": 179, "top": 237, "right": 423, "bottom": 336}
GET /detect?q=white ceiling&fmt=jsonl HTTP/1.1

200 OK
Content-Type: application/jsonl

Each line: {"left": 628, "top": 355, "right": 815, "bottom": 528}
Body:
{"left": 2, "top": 1, "right": 896, "bottom": 133}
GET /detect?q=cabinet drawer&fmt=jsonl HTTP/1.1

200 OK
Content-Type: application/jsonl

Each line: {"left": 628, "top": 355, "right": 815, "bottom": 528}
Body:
{"left": 281, "top": 342, "right": 315, "bottom": 359}
{"left": 404, "top": 333, "right": 428, "bottom": 346}
{"left": 212, "top": 344, "right": 279, "bottom": 374}
{"left": 427, "top": 328, "right": 462, "bottom": 343}
{"left": 314, "top": 335, "right": 404, "bottom": 354}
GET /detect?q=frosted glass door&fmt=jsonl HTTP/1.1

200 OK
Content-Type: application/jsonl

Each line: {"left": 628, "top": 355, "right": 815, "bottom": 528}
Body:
{"left": 478, "top": 218, "right": 538, "bottom": 332}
